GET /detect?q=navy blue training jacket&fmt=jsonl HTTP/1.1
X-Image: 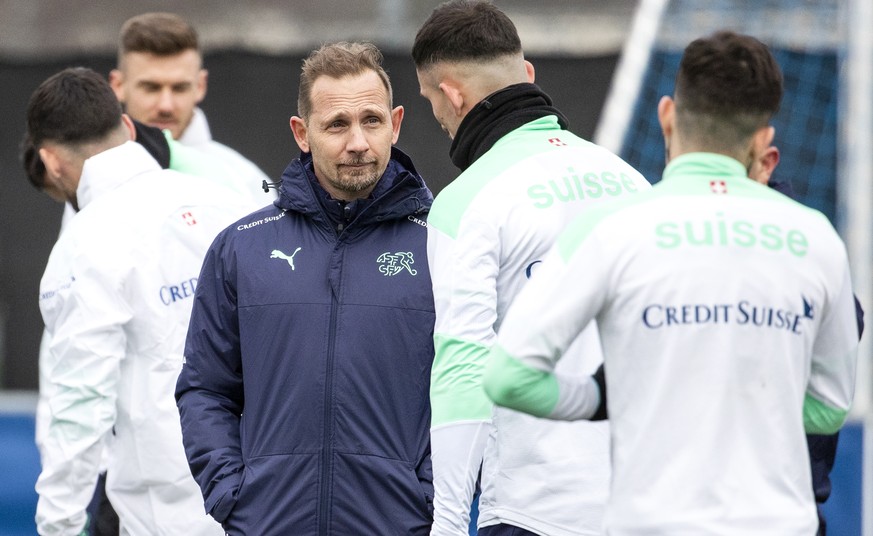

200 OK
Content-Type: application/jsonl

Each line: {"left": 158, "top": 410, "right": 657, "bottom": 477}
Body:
{"left": 176, "top": 147, "right": 435, "bottom": 535}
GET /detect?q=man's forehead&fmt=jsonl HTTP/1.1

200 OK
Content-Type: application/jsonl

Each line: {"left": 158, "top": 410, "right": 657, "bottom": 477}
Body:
{"left": 121, "top": 50, "right": 202, "bottom": 77}
{"left": 309, "top": 71, "right": 390, "bottom": 114}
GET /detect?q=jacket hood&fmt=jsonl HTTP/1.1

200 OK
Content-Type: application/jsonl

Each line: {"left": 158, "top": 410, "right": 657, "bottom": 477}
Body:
{"left": 275, "top": 146, "right": 432, "bottom": 228}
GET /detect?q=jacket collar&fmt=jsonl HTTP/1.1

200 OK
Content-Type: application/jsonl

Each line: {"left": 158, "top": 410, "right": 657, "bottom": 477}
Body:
{"left": 450, "top": 83, "right": 569, "bottom": 171}
{"left": 178, "top": 107, "right": 212, "bottom": 147}
{"left": 275, "top": 146, "right": 432, "bottom": 229}
{"left": 77, "top": 141, "right": 161, "bottom": 210}
{"left": 662, "top": 152, "right": 749, "bottom": 183}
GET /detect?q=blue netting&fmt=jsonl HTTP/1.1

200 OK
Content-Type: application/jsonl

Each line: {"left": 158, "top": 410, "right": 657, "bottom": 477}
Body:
{"left": 620, "top": 48, "right": 839, "bottom": 223}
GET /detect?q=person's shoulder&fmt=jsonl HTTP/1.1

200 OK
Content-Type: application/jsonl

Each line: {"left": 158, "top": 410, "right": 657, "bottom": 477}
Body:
{"left": 555, "top": 187, "right": 660, "bottom": 254}
{"left": 198, "top": 140, "right": 269, "bottom": 176}
{"left": 487, "top": 126, "right": 644, "bottom": 178}
{"left": 762, "top": 186, "right": 839, "bottom": 233}
{"left": 217, "top": 204, "right": 289, "bottom": 243}
{"left": 49, "top": 200, "right": 136, "bottom": 270}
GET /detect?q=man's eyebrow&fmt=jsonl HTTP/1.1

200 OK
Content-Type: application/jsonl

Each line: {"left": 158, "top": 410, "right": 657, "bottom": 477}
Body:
{"left": 321, "top": 110, "right": 351, "bottom": 124}
{"left": 358, "top": 104, "right": 389, "bottom": 117}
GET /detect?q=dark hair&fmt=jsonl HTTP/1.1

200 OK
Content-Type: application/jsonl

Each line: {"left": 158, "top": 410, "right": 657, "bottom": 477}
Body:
{"left": 674, "top": 31, "right": 783, "bottom": 149}
{"left": 26, "top": 67, "right": 123, "bottom": 148}
{"left": 19, "top": 132, "right": 46, "bottom": 191}
{"left": 298, "top": 42, "right": 392, "bottom": 120}
{"left": 412, "top": 0, "right": 522, "bottom": 68}
{"left": 118, "top": 12, "right": 199, "bottom": 64}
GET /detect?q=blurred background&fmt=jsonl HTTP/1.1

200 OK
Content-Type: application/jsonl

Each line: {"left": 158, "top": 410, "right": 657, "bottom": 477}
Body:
{"left": 0, "top": 0, "right": 869, "bottom": 534}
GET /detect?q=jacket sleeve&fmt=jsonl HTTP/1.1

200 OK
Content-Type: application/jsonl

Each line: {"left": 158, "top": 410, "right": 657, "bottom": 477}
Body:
{"left": 36, "top": 256, "right": 131, "bottom": 536}
{"left": 427, "top": 209, "right": 500, "bottom": 535}
{"left": 803, "top": 250, "right": 859, "bottom": 435}
{"left": 484, "top": 227, "right": 610, "bottom": 421}
{"left": 175, "top": 234, "right": 245, "bottom": 524}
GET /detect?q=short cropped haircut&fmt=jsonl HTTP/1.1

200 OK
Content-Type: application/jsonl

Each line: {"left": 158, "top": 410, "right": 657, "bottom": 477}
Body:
{"left": 674, "top": 31, "right": 783, "bottom": 151}
{"left": 297, "top": 42, "right": 393, "bottom": 121}
{"left": 26, "top": 67, "right": 123, "bottom": 148}
{"left": 412, "top": 0, "right": 521, "bottom": 68}
{"left": 118, "top": 12, "right": 199, "bottom": 65}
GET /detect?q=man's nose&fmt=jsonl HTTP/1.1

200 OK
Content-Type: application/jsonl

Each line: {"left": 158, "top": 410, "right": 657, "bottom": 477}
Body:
{"left": 157, "top": 88, "right": 175, "bottom": 112}
{"left": 346, "top": 124, "right": 370, "bottom": 153}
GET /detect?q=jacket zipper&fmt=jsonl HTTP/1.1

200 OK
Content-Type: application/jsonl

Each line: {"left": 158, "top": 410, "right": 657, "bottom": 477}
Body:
{"left": 319, "top": 257, "right": 340, "bottom": 535}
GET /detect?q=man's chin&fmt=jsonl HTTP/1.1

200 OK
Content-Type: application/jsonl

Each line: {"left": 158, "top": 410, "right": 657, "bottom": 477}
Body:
{"left": 337, "top": 173, "right": 380, "bottom": 193}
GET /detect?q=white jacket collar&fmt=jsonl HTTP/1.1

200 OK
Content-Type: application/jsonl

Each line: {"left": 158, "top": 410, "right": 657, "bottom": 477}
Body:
{"left": 178, "top": 107, "right": 213, "bottom": 146}
{"left": 77, "top": 141, "right": 161, "bottom": 209}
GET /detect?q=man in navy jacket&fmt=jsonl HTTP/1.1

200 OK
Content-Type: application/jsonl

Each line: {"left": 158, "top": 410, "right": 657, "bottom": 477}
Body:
{"left": 176, "top": 42, "right": 436, "bottom": 535}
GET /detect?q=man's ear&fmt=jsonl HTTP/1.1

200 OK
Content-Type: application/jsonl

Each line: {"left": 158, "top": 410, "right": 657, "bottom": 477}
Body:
{"left": 752, "top": 125, "right": 776, "bottom": 155}
{"left": 524, "top": 60, "right": 535, "bottom": 83}
{"left": 747, "top": 126, "right": 777, "bottom": 184}
{"left": 438, "top": 80, "right": 465, "bottom": 117}
{"left": 289, "top": 116, "right": 310, "bottom": 153}
{"left": 121, "top": 114, "right": 136, "bottom": 140}
{"left": 657, "top": 96, "right": 674, "bottom": 139}
{"left": 195, "top": 69, "right": 208, "bottom": 104}
{"left": 108, "top": 69, "right": 125, "bottom": 102}
{"left": 38, "top": 146, "right": 63, "bottom": 184}
{"left": 657, "top": 96, "right": 675, "bottom": 161}
{"left": 750, "top": 145, "right": 780, "bottom": 185}
{"left": 390, "top": 105, "right": 404, "bottom": 144}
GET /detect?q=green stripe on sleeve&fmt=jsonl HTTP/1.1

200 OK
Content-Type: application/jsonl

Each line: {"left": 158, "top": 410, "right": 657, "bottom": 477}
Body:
{"left": 803, "top": 394, "right": 849, "bottom": 435}
{"left": 430, "top": 334, "right": 493, "bottom": 426}
{"left": 483, "top": 344, "right": 559, "bottom": 418}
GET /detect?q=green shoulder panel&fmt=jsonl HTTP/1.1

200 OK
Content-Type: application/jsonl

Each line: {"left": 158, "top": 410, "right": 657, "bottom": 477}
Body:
{"left": 429, "top": 116, "right": 583, "bottom": 239}
{"left": 556, "top": 188, "right": 665, "bottom": 261}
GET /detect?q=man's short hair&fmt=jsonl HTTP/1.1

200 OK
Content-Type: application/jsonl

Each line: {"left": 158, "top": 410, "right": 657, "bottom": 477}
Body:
{"left": 19, "top": 132, "right": 46, "bottom": 191}
{"left": 412, "top": 0, "right": 522, "bottom": 69}
{"left": 26, "top": 67, "right": 123, "bottom": 149}
{"left": 674, "top": 30, "right": 783, "bottom": 150}
{"left": 297, "top": 41, "right": 393, "bottom": 121}
{"left": 118, "top": 12, "right": 200, "bottom": 64}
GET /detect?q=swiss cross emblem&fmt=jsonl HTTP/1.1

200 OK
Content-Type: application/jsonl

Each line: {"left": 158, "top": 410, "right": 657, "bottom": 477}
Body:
{"left": 182, "top": 211, "right": 197, "bottom": 226}
{"left": 548, "top": 137, "right": 567, "bottom": 147}
{"left": 709, "top": 180, "right": 728, "bottom": 194}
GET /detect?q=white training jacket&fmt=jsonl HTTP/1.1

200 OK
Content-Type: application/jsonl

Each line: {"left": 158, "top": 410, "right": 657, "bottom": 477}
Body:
{"left": 35, "top": 127, "right": 272, "bottom": 459}
{"left": 485, "top": 153, "right": 859, "bottom": 535}
{"left": 180, "top": 107, "right": 277, "bottom": 203}
{"left": 427, "top": 116, "right": 650, "bottom": 536}
{"left": 36, "top": 141, "right": 257, "bottom": 536}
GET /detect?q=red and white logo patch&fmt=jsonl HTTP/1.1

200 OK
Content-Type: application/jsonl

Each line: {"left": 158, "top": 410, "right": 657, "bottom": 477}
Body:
{"left": 182, "top": 211, "right": 197, "bottom": 226}
{"left": 548, "top": 137, "right": 567, "bottom": 147}
{"left": 709, "top": 180, "right": 728, "bottom": 194}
